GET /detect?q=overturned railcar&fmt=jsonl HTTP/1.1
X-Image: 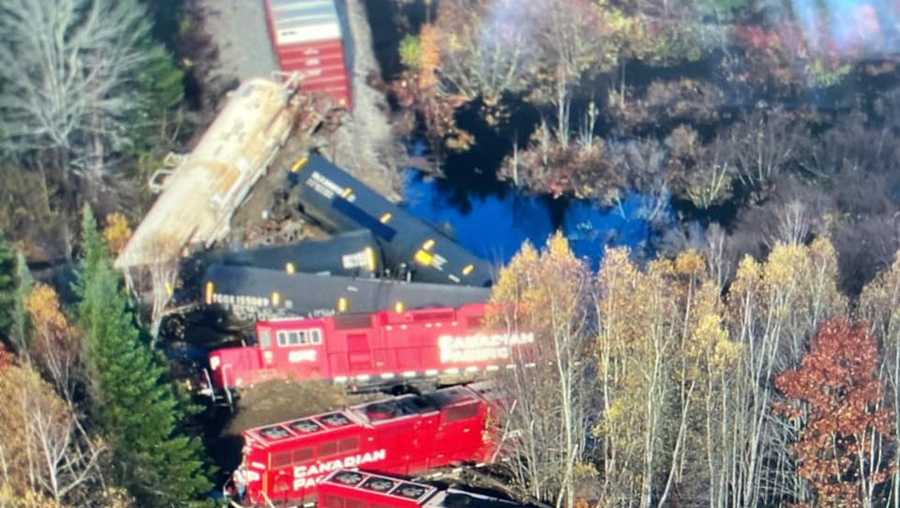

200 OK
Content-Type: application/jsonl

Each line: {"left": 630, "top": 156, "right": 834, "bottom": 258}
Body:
{"left": 289, "top": 155, "right": 495, "bottom": 287}
{"left": 201, "top": 264, "right": 491, "bottom": 320}
{"left": 115, "top": 77, "right": 302, "bottom": 269}
{"left": 200, "top": 230, "right": 382, "bottom": 277}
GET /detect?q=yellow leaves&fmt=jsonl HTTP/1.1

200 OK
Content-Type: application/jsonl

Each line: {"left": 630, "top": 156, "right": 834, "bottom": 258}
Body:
{"left": 0, "top": 363, "right": 71, "bottom": 501}
{"left": 0, "top": 487, "right": 66, "bottom": 508}
{"left": 103, "top": 212, "right": 131, "bottom": 255}
{"left": 763, "top": 243, "right": 807, "bottom": 289}
{"left": 489, "top": 232, "right": 589, "bottom": 337}
{"left": 712, "top": 336, "right": 743, "bottom": 371}
{"left": 675, "top": 249, "right": 705, "bottom": 278}
{"left": 26, "top": 284, "right": 68, "bottom": 335}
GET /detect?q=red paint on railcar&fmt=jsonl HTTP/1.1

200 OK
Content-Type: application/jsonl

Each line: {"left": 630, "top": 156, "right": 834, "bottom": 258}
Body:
{"left": 207, "top": 303, "right": 534, "bottom": 393}
{"left": 232, "top": 382, "right": 502, "bottom": 505}
{"left": 263, "top": 0, "right": 353, "bottom": 109}
{"left": 318, "top": 469, "right": 525, "bottom": 508}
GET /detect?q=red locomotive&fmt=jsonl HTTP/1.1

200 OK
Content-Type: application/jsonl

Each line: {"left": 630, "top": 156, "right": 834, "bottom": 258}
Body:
{"left": 318, "top": 469, "right": 524, "bottom": 508}
{"left": 206, "top": 304, "right": 534, "bottom": 397}
{"left": 231, "top": 382, "right": 502, "bottom": 505}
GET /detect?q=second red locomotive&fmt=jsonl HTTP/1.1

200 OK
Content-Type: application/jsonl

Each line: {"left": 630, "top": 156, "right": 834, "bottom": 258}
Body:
{"left": 232, "top": 382, "right": 503, "bottom": 505}
{"left": 318, "top": 469, "right": 525, "bottom": 508}
{"left": 206, "top": 303, "right": 534, "bottom": 396}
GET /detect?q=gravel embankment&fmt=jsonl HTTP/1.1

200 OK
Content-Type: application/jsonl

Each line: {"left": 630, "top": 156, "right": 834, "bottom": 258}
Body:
{"left": 200, "top": 0, "right": 279, "bottom": 81}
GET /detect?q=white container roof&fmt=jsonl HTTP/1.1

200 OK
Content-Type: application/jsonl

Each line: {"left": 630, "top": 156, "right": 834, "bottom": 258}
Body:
{"left": 268, "top": 0, "right": 343, "bottom": 46}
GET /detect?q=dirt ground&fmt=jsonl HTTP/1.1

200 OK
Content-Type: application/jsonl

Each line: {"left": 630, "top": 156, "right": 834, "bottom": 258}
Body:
{"left": 225, "top": 379, "right": 377, "bottom": 436}
{"left": 198, "top": 0, "right": 278, "bottom": 81}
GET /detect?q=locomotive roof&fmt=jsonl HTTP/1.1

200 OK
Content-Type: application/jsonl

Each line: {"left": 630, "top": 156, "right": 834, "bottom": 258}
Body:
{"left": 322, "top": 470, "right": 437, "bottom": 504}
{"left": 322, "top": 469, "right": 527, "bottom": 508}
{"left": 244, "top": 385, "right": 484, "bottom": 448}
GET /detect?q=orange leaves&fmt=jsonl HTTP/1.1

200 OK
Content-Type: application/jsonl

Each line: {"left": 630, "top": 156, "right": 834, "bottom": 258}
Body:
{"left": 25, "top": 284, "right": 79, "bottom": 392}
{"left": 418, "top": 25, "right": 441, "bottom": 90}
{"left": 774, "top": 318, "right": 894, "bottom": 506}
{"left": 103, "top": 212, "right": 132, "bottom": 256}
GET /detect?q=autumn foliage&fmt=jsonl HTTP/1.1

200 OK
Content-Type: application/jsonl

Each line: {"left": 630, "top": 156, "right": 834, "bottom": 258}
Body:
{"left": 775, "top": 319, "right": 894, "bottom": 507}
{"left": 103, "top": 213, "right": 132, "bottom": 256}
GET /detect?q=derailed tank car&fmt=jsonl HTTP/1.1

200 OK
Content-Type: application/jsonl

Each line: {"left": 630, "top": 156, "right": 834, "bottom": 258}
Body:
{"left": 318, "top": 470, "right": 527, "bottom": 508}
{"left": 201, "top": 264, "right": 491, "bottom": 320}
{"left": 231, "top": 382, "right": 502, "bottom": 506}
{"left": 289, "top": 155, "right": 494, "bottom": 287}
{"left": 201, "top": 230, "right": 381, "bottom": 277}
{"left": 206, "top": 303, "right": 534, "bottom": 394}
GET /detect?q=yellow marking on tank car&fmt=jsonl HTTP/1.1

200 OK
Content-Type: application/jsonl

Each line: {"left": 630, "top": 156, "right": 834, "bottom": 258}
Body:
{"left": 290, "top": 156, "right": 309, "bottom": 172}
{"left": 414, "top": 249, "right": 435, "bottom": 266}
{"left": 205, "top": 281, "right": 215, "bottom": 305}
{"left": 365, "top": 247, "right": 377, "bottom": 272}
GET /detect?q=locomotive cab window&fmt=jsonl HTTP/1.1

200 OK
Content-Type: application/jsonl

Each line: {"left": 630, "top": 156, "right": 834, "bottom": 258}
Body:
{"left": 258, "top": 328, "right": 272, "bottom": 348}
{"left": 277, "top": 328, "right": 323, "bottom": 347}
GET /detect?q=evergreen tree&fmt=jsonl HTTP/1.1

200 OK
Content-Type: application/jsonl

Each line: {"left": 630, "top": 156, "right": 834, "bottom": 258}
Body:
{"left": 78, "top": 207, "right": 212, "bottom": 507}
{"left": 11, "top": 251, "right": 33, "bottom": 351}
{"left": 0, "top": 230, "right": 16, "bottom": 340}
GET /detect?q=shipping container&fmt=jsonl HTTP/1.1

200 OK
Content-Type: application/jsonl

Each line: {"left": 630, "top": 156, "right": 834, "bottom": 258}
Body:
{"left": 264, "top": 0, "right": 353, "bottom": 109}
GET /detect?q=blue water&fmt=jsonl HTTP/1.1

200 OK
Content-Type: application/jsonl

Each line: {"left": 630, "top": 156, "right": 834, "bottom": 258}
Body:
{"left": 402, "top": 171, "right": 660, "bottom": 270}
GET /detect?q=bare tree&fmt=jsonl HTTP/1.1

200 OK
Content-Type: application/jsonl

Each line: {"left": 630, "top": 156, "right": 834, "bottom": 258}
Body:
{"left": 436, "top": 0, "right": 535, "bottom": 106}
{"left": 725, "top": 110, "right": 805, "bottom": 192}
{"left": 0, "top": 0, "right": 156, "bottom": 188}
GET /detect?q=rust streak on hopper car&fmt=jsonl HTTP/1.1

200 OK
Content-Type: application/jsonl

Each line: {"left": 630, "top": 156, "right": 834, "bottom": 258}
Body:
{"left": 115, "top": 78, "right": 303, "bottom": 269}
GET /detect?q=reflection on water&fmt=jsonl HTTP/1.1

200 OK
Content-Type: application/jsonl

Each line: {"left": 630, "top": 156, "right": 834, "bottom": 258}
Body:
{"left": 402, "top": 171, "right": 663, "bottom": 270}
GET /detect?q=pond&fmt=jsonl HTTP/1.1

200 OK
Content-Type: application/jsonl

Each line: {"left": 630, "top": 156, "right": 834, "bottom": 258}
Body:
{"left": 402, "top": 170, "right": 662, "bottom": 271}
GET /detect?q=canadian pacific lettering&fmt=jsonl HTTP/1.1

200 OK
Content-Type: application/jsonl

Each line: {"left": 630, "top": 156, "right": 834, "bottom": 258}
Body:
{"left": 292, "top": 449, "right": 387, "bottom": 490}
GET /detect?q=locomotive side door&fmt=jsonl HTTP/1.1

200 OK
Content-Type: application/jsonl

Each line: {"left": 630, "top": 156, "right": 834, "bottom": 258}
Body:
{"left": 346, "top": 333, "right": 372, "bottom": 375}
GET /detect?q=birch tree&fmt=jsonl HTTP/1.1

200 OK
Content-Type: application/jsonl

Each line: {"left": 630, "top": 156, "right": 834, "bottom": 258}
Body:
{"left": 860, "top": 253, "right": 900, "bottom": 508}
{"left": 0, "top": 362, "right": 104, "bottom": 506}
{"left": 490, "top": 234, "right": 596, "bottom": 508}
{"left": 719, "top": 238, "right": 846, "bottom": 507}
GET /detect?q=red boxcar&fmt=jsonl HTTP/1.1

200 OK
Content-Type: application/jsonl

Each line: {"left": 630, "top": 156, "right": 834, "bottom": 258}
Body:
{"left": 264, "top": 0, "right": 352, "bottom": 108}
{"left": 318, "top": 469, "right": 525, "bottom": 508}
{"left": 232, "top": 382, "right": 502, "bottom": 505}
{"left": 207, "top": 303, "right": 534, "bottom": 395}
